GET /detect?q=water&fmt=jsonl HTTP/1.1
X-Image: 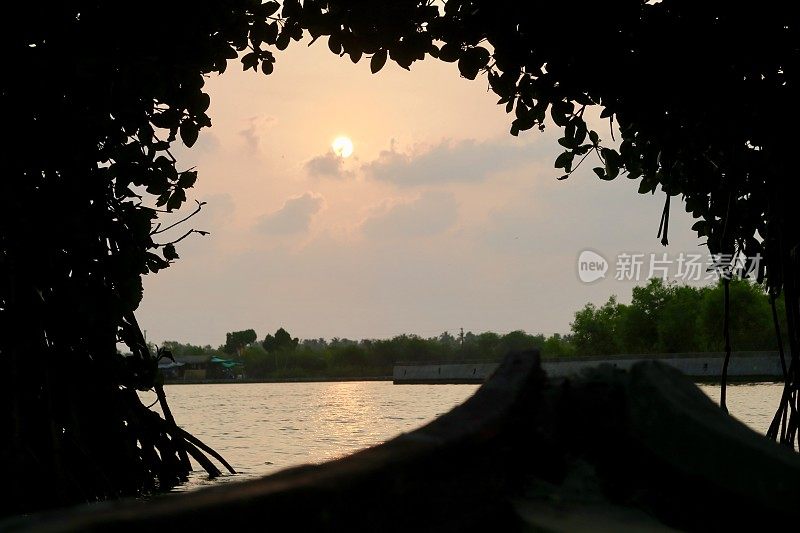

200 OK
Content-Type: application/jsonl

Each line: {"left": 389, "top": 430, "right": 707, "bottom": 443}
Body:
{"left": 144, "top": 381, "right": 479, "bottom": 491}
{"left": 143, "top": 380, "right": 783, "bottom": 492}
{"left": 696, "top": 381, "right": 784, "bottom": 434}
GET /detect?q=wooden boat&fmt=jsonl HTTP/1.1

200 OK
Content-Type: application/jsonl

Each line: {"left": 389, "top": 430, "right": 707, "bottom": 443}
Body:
{"left": 6, "top": 350, "right": 800, "bottom": 531}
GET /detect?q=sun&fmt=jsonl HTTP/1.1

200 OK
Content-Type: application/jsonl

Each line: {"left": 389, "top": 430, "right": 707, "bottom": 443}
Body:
{"left": 332, "top": 136, "right": 354, "bottom": 158}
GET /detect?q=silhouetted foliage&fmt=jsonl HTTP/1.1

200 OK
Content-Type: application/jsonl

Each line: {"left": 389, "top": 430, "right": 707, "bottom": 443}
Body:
{"left": 262, "top": 327, "right": 299, "bottom": 353}
{"left": 162, "top": 341, "right": 219, "bottom": 357}
{"left": 2, "top": 0, "right": 278, "bottom": 514}
{"left": 3, "top": 0, "right": 798, "bottom": 515}
{"left": 224, "top": 329, "right": 258, "bottom": 356}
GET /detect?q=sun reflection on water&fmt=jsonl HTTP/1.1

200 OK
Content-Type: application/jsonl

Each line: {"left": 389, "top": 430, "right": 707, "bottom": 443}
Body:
{"left": 145, "top": 381, "right": 478, "bottom": 491}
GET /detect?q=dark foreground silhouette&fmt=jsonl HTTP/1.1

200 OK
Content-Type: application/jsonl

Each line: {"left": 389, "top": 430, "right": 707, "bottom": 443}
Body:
{"left": 7, "top": 350, "right": 799, "bottom": 532}
{"left": 3, "top": 1, "right": 798, "bottom": 516}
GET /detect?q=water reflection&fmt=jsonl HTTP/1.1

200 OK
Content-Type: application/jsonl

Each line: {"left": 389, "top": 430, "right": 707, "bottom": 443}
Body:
{"left": 143, "top": 382, "right": 479, "bottom": 491}
{"left": 142, "top": 380, "right": 782, "bottom": 492}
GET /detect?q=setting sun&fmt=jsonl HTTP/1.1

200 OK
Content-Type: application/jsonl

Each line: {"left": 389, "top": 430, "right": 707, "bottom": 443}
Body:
{"left": 332, "top": 136, "right": 354, "bottom": 158}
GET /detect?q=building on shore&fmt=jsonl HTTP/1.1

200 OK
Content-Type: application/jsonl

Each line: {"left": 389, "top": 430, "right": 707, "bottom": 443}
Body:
{"left": 157, "top": 354, "right": 244, "bottom": 381}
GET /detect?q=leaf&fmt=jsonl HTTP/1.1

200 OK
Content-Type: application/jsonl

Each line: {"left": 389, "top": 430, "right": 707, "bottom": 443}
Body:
{"left": 554, "top": 151, "right": 574, "bottom": 170}
{"left": 511, "top": 116, "right": 535, "bottom": 133}
{"left": 177, "top": 170, "right": 197, "bottom": 189}
{"left": 264, "top": 22, "right": 279, "bottom": 45}
{"left": 370, "top": 49, "right": 387, "bottom": 73}
{"left": 221, "top": 45, "right": 239, "bottom": 59}
{"left": 328, "top": 34, "right": 341, "bottom": 55}
{"left": 458, "top": 47, "right": 489, "bottom": 80}
{"left": 138, "top": 124, "right": 154, "bottom": 145}
{"left": 151, "top": 110, "right": 176, "bottom": 129}
{"left": 163, "top": 244, "right": 179, "bottom": 261}
{"left": 241, "top": 52, "right": 259, "bottom": 71}
{"left": 276, "top": 30, "right": 291, "bottom": 50}
{"left": 574, "top": 121, "right": 587, "bottom": 145}
{"left": 255, "top": 1, "right": 280, "bottom": 17}
{"left": 564, "top": 120, "right": 576, "bottom": 140}
{"left": 505, "top": 97, "right": 515, "bottom": 113}
{"left": 472, "top": 47, "right": 490, "bottom": 67}
{"left": 638, "top": 177, "right": 657, "bottom": 193}
{"left": 167, "top": 188, "right": 186, "bottom": 211}
{"left": 589, "top": 130, "right": 600, "bottom": 145}
{"left": 604, "top": 149, "right": 620, "bottom": 180}
{"left": 349, "top": 48, "right": 362, "bottom": 64}
{"left": 550, "top": 104, "right": 568, "bottom": 127}
{"left": 145, "top": 252, "right": 170, "bottom": 273}
{"left": 601, "top": 148, "right": 620, "bottom": 179}
{"left": 439, "top": 43, "right": 461, "bottom": 63}
{"left": 197, "top": 93, "right": 211, "bottom": 113}
{"left": 558, "top": 136, "right": 576, "bottom": 148}
{"left": 179, "top": 121, "right": 199, "bottom": 148}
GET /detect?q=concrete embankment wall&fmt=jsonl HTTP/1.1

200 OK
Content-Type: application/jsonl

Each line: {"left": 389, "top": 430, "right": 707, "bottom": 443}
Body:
{"left": 393, "top": 351, "right": 784, "bottom": 383}
{"left": 394, "top": 363, "right": 500, "bottom": 384}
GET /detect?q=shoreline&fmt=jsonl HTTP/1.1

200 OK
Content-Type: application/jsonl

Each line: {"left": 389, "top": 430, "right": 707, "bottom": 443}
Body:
{"left": 163, "top": 375, "right": 783, "bottom": 386}
{"left": 164, "top": 375, "right": 392, "bottom": 385}
{"left": 164, "top": 352, "right": 786, "bottom": 385}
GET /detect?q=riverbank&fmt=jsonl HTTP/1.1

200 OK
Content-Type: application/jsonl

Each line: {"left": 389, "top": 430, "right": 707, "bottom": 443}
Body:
{"left": 164, "top": 375, "right": 391, "bottom": 385}
{"left": 161, "top": 351, "right": 785, "bottom": 385}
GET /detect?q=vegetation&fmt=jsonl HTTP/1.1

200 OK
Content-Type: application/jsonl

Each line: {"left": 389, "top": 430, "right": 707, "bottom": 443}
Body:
{"left": 2, "top": 1, "right": 274, "bottom": 514}
{"left": 2, "top": 0, "right": 796, "bottom": 515}
{"left": 571, "top": 279, "right": 784, "bottom": 356}
{"left": 224, "top": 329, "right": 258, "bottom": 356}
{"left": 166, "top": 328, "right": 574, "bottom": 379}
{"left": 161, "top": 279, "right": 781, "bottom": 380}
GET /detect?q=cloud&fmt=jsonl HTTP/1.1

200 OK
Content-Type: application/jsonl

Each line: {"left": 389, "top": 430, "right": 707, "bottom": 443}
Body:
{"left": 304, "top": 152, "right": 353, "bottom": 179}
{"left": 256, "top": 192, "right": 325, "bottom": 235}
{"left": 361, "top": 190, "right": 458, "bottom": 239}
{"left": 240, "top": 115, "right": 276, "bottom": 154}
{"left": 361, "top": 138, "right": 542, "bottom": 187}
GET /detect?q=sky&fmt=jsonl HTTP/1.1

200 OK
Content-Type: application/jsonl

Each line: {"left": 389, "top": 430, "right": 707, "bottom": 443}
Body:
{"left": 138, "top": 36, "right": 707, "bottom": 347}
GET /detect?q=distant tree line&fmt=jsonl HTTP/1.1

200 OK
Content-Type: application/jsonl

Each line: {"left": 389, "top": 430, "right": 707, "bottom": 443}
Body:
{"left": 570, "top": 278, "right": 785, "bottom": 356}
{"left": 159, "top": 326, "right": 575, "bottom": 379}
{"left": 157, "top": 279, "right": 783, "bottom": 380}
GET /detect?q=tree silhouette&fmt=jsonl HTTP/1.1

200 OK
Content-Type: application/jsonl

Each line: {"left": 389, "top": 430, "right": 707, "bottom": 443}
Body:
{"left": 263, "top": 328, "right": 300, "bottom": 353}
{"left": 2, "top": 0, "right": 797, "bottom": 515}
{"left": 1, "top": 1, "right": 274, "bottom": 515}
{"left": 224, "top": 329, "right": 258, "bottom": 356}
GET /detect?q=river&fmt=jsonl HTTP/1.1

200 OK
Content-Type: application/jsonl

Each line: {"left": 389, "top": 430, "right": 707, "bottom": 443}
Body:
{"left": 143, "top": 380, "right": 784, "bottom": 492}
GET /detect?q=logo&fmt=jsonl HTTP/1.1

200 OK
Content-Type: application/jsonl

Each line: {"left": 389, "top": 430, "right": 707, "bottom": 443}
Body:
{"left": 577, "top": 250, "right": 608, "bottom": 283}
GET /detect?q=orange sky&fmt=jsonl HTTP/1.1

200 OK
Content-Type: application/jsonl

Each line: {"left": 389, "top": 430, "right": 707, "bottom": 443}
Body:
{"left": 139, "top": 36, "right": 706, "bottom": 346}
